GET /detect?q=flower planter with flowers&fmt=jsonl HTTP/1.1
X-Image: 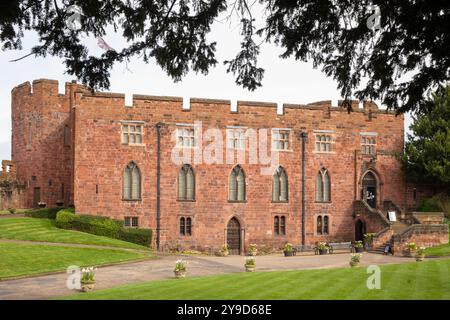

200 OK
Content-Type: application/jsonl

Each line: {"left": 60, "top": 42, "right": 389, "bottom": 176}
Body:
{"left": 283, "top": 243, "right": 294, "bottom": 257}
{"left": 363, "top": 233, "right": 375, "bottom": 251}
{"left": 248, "top": 244, "right": 258, "bottom": 256}
{"left": 415, "top": 247, "right": 426, "bottom": 262}
{"left": 37, "top": 202, "right": 46, "bottom": 208}
{"left": 80, "top": 267, "right": 96, "bottom": 292}
{"left": 354, "top": 241, "right": 364, "bottom": 253}
{"left": 349, "top": 253, "right": 362, "bottom": 267}
{"left": 220, "top": 244, "right": 229, "bottom": 257}
{"left": 174, "top": 259, "right": 187, "bottom": 278}
{"left": 245, "top": 257, "right": 256, "bottom": 272}
{"left": 317, "top": 242, "right": 329, "bottom": 255}
{"left": 406, "top": 242, "right": 418, "bottom": 257}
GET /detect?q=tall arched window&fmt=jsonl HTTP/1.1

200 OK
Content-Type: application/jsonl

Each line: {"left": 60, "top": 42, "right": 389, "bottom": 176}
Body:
{"left": 123, "top": 161, "right": 141, "bottom": 200}
{"left": 229, "top": 165, "right": 245, "bottom": 201}
{"left": 272, "top": 166, "right": 288, "bottom": 202}
{"left": 317, "top": 216, "right": 323, "bottom": 235}
{"left": 316, "top": 168, "right": 331, "bottom": 202}
{"left": 178, "top": 164, "right": 195, "bottom": 200}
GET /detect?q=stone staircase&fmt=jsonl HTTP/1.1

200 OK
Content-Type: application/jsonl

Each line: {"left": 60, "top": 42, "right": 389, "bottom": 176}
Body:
{"left": 369, "top": 242, "right": 391, "bottom": 254}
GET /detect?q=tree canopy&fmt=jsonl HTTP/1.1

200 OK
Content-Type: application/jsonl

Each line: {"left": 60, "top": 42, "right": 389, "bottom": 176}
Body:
{"left": 402, "top": 86, "right": 450, "bottom": 189}
{"left": 1, "top": 0, "right": 449, "bottom": 114}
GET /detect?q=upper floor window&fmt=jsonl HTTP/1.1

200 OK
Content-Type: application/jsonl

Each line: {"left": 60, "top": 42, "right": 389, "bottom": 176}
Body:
{"left": 272, "top": 129, "right": 290, "bottom": 150}
{"left": 361, "top": 136, "right": 376, "bottom": 155}
{"left": 272, "top": 166, "right": 288, "bottom": 202}
{"left": 178, "top": 164, "right": 195, "bottom": 201}
{"left": 123, "top": 161, "right": 141, "bottom": 200}
{"left": 316, "top": 168, "right": 331, "bottom": 202}
{"left": 177, "top": 126, "right": 195, "bottom": 147}
{"left": 315, "top": 134, "right": 332, "bottom": 152}
{"left": 122, "top": 123, "right": 143, "bottom": 145}
{"left": 229, "top": 165, "right": 245, "bottom": 201}
{"left": 227, "top": 128, "right": 246, "bottom": 150}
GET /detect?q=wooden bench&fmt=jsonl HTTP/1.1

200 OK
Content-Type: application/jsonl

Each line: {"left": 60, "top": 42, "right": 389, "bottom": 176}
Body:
{"left": 327, "top": 242, "right": 352, "bottom": 254}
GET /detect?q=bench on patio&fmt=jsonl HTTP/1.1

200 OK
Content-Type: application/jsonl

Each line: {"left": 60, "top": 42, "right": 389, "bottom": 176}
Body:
{"left": 327, "top": 242, "right": 352, "bottom": 254}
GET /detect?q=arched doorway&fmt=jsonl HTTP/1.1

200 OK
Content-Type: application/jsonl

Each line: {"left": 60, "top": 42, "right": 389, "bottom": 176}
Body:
{"left": 226, "top": 217, "right": 241, "bottom": 255}
{"left": 362, "top": 171, "right": 377, "bottom": 208}
{"left": 355, "top": 219, "right": 366, "bottom": 241}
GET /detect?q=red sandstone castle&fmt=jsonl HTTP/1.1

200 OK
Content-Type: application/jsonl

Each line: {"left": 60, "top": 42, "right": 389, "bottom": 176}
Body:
{"left": 6, "top": 79, "right": 448, "bottom": 254}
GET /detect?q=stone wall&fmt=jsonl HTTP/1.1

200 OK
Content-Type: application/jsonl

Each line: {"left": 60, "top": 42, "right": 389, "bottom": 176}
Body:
{"left": 12, "top": 79, "right": 408, "bottom": 252}
{"left": 392, "top": 224, "right": 449, "bottom": 256}
{"left": 0, "top": 160, "right": 26, "bottom": 210}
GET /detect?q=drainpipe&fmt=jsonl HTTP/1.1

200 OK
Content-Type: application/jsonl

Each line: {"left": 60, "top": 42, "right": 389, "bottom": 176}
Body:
{"left": 300, "top": 132, "right": 308, "bottom": 250}
{"left": 156, "top": 123, "right": 162, "bottom": 251}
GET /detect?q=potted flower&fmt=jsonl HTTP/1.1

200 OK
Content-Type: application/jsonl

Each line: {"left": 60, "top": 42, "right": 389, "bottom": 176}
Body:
{"left": 354, "top": 241, "right": 364, "bottom": 253}
{"left": 283, "top": 243, "right": 294, "bottom": 257}
{"left": 349, "top": 253, "right": 362, "bottom": 267}
{"left": 174, "top": 259, "right": 187, "bottom": 278}
{"left": 220, "top": 244, "right": 229, "bottom": 257}
{"left": 37, "top": 201, "right": 46, "bottom": 208}
{"left": 317, "top": 242, "right": 329, "bottom": 255}
{"left": 248, "top": 244, "right": 258, "bottom": 256}
{"left": 245, "top": 257, "right": 256, "bottom": 272}
{"left": 80, "top": 267, "right": 96, "bottom": 292}
{"left": 415, "top": 247, "right": 425, "bottom": 261}
{"left": 406, "top": 242, "right": 418, "bottom": 257}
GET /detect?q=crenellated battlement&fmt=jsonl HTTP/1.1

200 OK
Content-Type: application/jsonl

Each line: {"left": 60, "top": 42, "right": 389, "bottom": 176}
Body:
{"left": 12, "top": 79, "right": 398, "bottom": 121}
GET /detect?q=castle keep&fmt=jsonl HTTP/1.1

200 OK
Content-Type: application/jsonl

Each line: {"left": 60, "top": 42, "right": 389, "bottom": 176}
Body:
{"left": 8, "top": 79, "right": 448, "bottom": 254}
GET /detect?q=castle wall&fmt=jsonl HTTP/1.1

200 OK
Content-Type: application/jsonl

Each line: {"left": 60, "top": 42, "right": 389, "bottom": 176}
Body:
{"left": 69, "top": 84, "right": 405, "bottom": 252}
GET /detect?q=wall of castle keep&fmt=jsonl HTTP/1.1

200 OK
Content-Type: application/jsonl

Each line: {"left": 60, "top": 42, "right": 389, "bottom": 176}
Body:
{"left": 11, "top": 79, "right": 408, "bottom": 252}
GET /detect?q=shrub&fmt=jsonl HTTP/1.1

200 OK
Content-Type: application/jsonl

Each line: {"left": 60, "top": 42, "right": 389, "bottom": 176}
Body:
{"left": 27, "top": 207, "right": 61, "bottom": 219}
{"left": 417, "top": 198, "right": 442, "bottom": 212}
{"left": 70, "top": 215, "right": 122, "bottom": 238}
{"left": 7, "top": 208, "right": 16, "bottom": 214}
{"left": 117, "top": 228, "right": 152, "bottom": 247}
{"left": 55, "top": 209, "right": 77, "bottom": 229}
{"left": 54, "top": 211, "right": 152, "bottom": 247}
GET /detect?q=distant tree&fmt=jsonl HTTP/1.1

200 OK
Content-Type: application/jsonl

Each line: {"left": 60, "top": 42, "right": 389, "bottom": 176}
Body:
{"left": 1, "top": 1, "right": 449, "bottom": 114}
{"left": 402, "top": 87, "right": 450, "bottom": 190}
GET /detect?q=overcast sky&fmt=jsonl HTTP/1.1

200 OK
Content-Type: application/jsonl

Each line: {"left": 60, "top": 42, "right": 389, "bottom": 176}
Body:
{"left": 0, "top": 7, "right": 413, "bottom": 163}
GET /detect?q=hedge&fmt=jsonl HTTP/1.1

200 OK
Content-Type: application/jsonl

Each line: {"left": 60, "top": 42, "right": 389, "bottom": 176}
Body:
{"left": 55, "top": 210, "right": 152, "bottom": 247}
{"left": 26, "top": 207, "right": 61, "bottom": 219}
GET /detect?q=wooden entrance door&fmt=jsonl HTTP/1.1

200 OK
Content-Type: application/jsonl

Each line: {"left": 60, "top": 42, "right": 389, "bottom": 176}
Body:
{"left": 355, "top": 219, "right": 366, "bottom": 241}
{"left": 362, "top": 172, "right": 377, "bottom": 208}
{"left": 33, "top": 187, "right": 41, "bottom": 208}
{"left": 226, "top": 218, "right": 241, "bottom": 255}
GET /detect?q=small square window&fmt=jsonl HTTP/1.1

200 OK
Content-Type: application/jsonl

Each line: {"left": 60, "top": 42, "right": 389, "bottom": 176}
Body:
{"left": 131, "top": 217, "right": 138, "bottom": 227}
{"left": 122, "top": 123, "right": 143, "bottom": 145}
{"left": 272, "top": 130, "right": 290, "bottom": 150}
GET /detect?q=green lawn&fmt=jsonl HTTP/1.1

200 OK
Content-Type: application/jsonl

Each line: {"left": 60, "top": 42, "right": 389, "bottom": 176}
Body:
{"left": 0, "top": 242, "right": 151, "bottom": 279}
{"left": 0, "top": 218, "right": 147, "bottom": 250}
{"left": 425, "top": 242, "right": 450, "bottom": 257}
{"left": 61, "top": 259, "right": 450, "bottom": 300}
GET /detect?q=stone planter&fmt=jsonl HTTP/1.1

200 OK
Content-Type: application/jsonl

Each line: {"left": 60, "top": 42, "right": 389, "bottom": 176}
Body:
{"left": 349, "top": 261, "right": 359, "bottom": 268}
{"left": 56, "top": 200, "right": 64, "bottom": 207}
{"left": 408, "top": 250, "right": 417, "bottom": 257}
{"left": 38, "top": 203, "right": 46, "bottom": 208}
{"left": 249, "top": 250, "right": 257, "bottom": 256}
{"left": 415, "top": 255, "right": 425, "bottom": 262}
{"left": 80, "top": 281, "right": 95, "bottom": 292}
{"left": 284, "top": 250, "right": 294, "bottom": 257}
{"left": 174, "top": 270, "right": 187, "bottom": 278}
{"left": 245, "top": 265, "right": 255, "bottom": 272}
{"left": 319, "top": 249, "right": 328, "bottom": 255}
{"left": 355, "top": 247, "right": 364, "bottom": 253}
